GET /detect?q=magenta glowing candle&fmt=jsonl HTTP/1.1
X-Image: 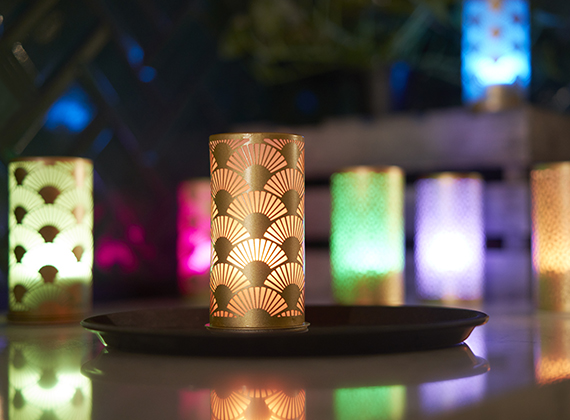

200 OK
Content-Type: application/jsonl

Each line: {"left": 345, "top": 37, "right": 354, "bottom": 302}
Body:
{"left": 177, "top": 179, "right": 211, "bottom": 298}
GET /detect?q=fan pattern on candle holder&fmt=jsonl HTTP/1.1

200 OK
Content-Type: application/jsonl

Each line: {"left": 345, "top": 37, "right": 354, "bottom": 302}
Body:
{"left": 8, "top": 158, "right": 93, "bottom": 321}
{"left": 210, "top": 134, "right": 305, "bottom": 329}
{"left": 211, "top": 388, "right": 306, "bottom": 420}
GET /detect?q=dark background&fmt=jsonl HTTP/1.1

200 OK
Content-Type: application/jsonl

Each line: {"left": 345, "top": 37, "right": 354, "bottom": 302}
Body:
{"left": 0, "top": 0, "right": 569, "bottom": 307}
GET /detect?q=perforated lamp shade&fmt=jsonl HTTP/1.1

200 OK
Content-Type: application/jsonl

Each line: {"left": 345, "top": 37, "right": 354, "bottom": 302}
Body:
{"left": 209, "top": 133, "right": 305, "bottom": 331}
{"left": 8, "top": 157, "right": 93, "bottom": 323}
{"left": 462, "top": 0, "right": 530, "bottom": 109}
{"left": 531, "top": 163, "right": 570, "bottom": 311}
{"left": 414, "top": 173, "right": 485, "bottom": 303}
{"left": 330, "top": 166, "right": 405, "bottom": 305}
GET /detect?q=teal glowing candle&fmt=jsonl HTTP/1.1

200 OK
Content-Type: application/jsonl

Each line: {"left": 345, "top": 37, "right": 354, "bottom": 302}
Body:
{"left": 330, "top": 166, "right": 405, "bottom": 305}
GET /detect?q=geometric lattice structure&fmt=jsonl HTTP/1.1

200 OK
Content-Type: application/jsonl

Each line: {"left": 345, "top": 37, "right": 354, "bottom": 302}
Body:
{"left": 8, "top": 157, "right": 93, "bottom": 322}
{"left": 177, "top": 179, "right": 211, "bottom": 300}
{"left": 334, "top": 386, "right": 406, "bottom": 420}
{"left": 211, "top": 388, "right": 305, "bottom": 420}
{"left": 330, "top": 166, "right": 404, "bottom": 305}
{"left": 531, "top": 163, "right": 570, "bottom": 311}
{"left": 9, "top": 337, "right": 92, "bottom": 420}
{"left": 209, "top": 133, "right": 305, "bottom": 331}
{"left": 462, "top": 0, "right": 531, "bottom": 106}
{"left": 415, "top": 173, "right": 485, "bottom": 303}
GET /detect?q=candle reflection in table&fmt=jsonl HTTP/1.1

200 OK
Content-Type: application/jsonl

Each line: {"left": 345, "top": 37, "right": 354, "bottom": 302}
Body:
{"left": 8, "top": 330, "right": 92, "bottom": 420}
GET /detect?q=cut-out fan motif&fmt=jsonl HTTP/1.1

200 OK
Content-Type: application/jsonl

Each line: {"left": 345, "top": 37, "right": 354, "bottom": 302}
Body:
{"left": 209, "top": 134, "right": 305, "bottom": 329}
{"left": 8, "top": 158, "right": 93, "bottom": 321}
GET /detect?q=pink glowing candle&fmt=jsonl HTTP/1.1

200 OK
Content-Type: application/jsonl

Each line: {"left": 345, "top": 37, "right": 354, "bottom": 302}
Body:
{"left": 177, "top": 179, "right": 211, "bottom": 298}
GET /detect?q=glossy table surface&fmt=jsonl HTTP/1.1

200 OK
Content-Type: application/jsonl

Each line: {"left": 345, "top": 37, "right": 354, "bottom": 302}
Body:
{"left": 2, "top": 301, "right": 570, "bottom": 420}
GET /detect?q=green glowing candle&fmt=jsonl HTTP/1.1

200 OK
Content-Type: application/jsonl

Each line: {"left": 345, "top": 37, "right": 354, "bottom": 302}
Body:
{"left": 330, "top": 166, "right": 404, "bottom": 305}
{"left": 8, "top": 157, "right": 93, "bottom": 323}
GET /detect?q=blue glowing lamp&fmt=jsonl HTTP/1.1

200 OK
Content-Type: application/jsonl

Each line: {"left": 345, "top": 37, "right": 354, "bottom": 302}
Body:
{"left": 462, "top": 0, "right": 530, "bottom": 110}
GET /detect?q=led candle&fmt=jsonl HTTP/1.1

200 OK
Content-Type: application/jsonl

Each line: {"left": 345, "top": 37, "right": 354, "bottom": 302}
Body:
{"left": 415, "top": 173, "right": 485, "bottom": 304}
{"left": 330, "top": 166, "right": 405, "bottom": 305}
{"left": 531, "top": 163, "right": 570, "bottom": 311}
{"left": 177, "top": 179, "right": 211, "bottom": 299}
{"left": 8, "top": 157, "right": 93, "bottom": 323}
{"left": 209, "top": 133, "right": 306, "bottom": 331}
{"left": 462, "top": 0, "right": 530, "bottom": 110}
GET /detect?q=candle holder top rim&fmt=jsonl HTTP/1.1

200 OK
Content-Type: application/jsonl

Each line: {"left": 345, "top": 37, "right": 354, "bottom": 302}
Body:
{"left": 9, "top": 156, "right": 93, "bottom": 164}
{"left": 336, "top": 165, "right": 403, "bottom": 175}
{"left": 532, "top": 162, "right": 570, "bottom": 171}
{"left": 209, "top": 132, "right": 304, "bottom": 142}
{"left": 418, "top": 172, "right": 482, "bottom": 180}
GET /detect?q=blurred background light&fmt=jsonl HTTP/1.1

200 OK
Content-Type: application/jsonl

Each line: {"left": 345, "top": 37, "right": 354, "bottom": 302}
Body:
{"left": 177, "top": 179, "right": 210, "bottom": 299}
{"left": 330, "top": 166, "right": 405, "bottom": 305}
{"left": 138, "top": 66, "right": 157, "bottom": 83}
{"left": 461, "top": 0, "right": 531, "bottom": 105}
{"left": 531, "top": 162, "right": 570, "bottom": 311}
{"left": 122, "top": 36, "right": 144, "bottom": 67}
{"left": 44, "top": 85, "right": 95, "bottom": 133}
{"left": 414, "top": 173, "right": 485, "bottom": 303}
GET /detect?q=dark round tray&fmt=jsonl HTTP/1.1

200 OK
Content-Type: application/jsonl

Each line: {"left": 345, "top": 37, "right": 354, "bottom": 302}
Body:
{"left": 81, "top": 305, "right": 488, "bottom": 357}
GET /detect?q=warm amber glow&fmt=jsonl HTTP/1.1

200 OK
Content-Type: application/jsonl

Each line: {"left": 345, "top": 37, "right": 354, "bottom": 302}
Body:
{"left": 535, "top": 318, "right": 570, "bottom": 384}
{"left": 531, "top": 163, "right": 570, "bottom": 311}
{"left": 8, "top": 157, "right": 93, "bottom": 322}
{"left": 209, "top": 133, "right": 305, "bottom": 330}
{"left": 536, "top": 358, "right": 570, "bottom": 385}
{"left": 211, "top": 389, "right": 305, "bottom": 420}
{"left": 532, "top": 164, "right": 570, "bottom": 274}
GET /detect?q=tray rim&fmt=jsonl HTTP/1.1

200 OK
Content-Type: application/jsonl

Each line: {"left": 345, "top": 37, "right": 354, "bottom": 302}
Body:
{"left": 81, "top": 304, "right": 489, "bottom": 337}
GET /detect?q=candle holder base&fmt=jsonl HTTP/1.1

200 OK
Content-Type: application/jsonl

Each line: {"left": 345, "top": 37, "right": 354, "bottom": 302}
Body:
{"left": 205, "top": 323, "right": 310, "bottom": 334}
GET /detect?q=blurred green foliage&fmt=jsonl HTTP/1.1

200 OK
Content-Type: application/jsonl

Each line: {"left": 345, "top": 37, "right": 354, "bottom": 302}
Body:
{"left": 210, "top": 0, "right": 570, "bottom": 104}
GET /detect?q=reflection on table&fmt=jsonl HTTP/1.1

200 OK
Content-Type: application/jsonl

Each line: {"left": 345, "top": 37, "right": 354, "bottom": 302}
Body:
{"left": 82, "top": 337, "right": 488, "bottom": 420}
{"left": 334, "top": 386, "right": 405, "bottom": 420}
{"left": 211, "top": 388, "right": 306, "bottom": 420}
{"left": 535, "top": 316, "right": 570, "bottom": 385}
{"left": 7, "top": 327, "right": 93, "bottom": 420}
{"left": 2, "top": 304, "right": 570, "bottom": 419}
